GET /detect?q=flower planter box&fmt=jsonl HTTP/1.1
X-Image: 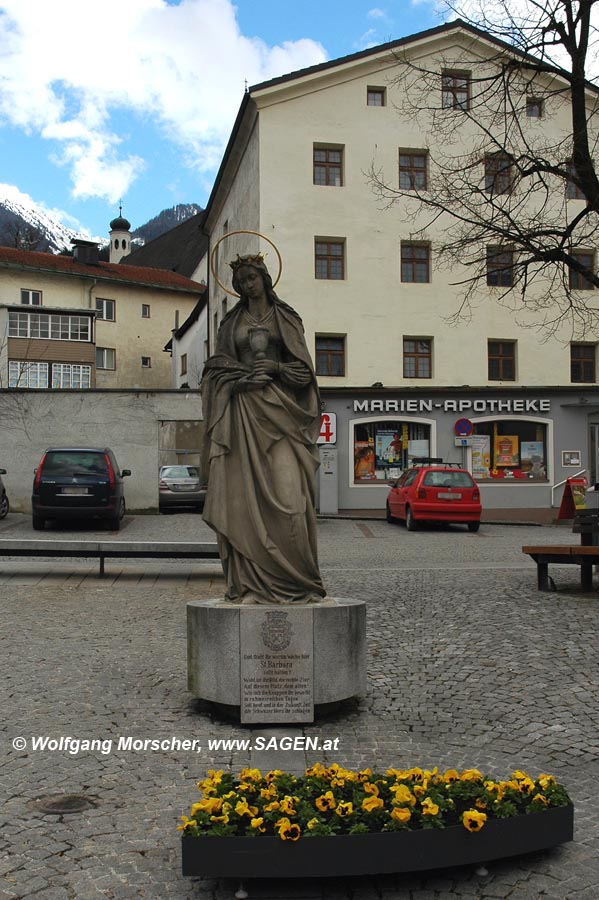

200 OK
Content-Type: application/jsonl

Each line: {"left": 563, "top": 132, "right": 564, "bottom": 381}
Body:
{"left": 182, "top": 804, "right": 573, "bottom": 879}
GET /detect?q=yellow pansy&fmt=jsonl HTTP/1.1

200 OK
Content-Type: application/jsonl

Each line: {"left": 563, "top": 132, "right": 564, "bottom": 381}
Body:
{"left": 264, "top": 800, "right": 281, "bottom": 813}
{"left": 239, "top": 767, "right": 262, "bottom": 782}
{"left": 442, "top": 769, "right": 460, "bottom": 783}
{"left": 307, "top": 817, "right": 321, "bottom": 830}
{"left": 390, "top": 784, "right": 417, "bottom": 807}
{"left": 363, "top": 782, "right": 379, "bottom": 796}
{"left": 177, "top": 815, "right": 197, "bottom": 831}
{"left": 335, "top": 801, "right": 353, "bottom": 818}
{"left": 279, "top": 796, "right": 298, "bottom": 815}
{"left": 532, "top": 793, "right": 549, "bottom": 806}
{"left": 197, "top": 797, "right": 225, "bottom": 815}
{"left": 250, "top": 816, "right": 266, "bottom": 832}
{"left": 391, "top": 806, "right": 412, "bottom": 824}
{"left": 265, "top": 769, "right": 284, "bottom": 783}
{"left": 362, "top": 795, "right": 384, "bottom": 813}
{"left": 274, "top": 817, "right": 301, "bottom": 841}
{"left": 421, "top": 797, "right": 440, "bottom": 816}
{"left": 538, "top": 774, "right": 556, "bottom": 790}
{"left": 460, "top": 769, "right": 483, "bottom": 782}
{"left": 235, "top": 799, "right": 258, "bottom": 818}
{"left": 305, "top": 763, "right": 327, "bottom": 778}
{"left": 315, "top": 791, "right": 336, "bottom": 812}
{"left": 260, "top": 784, "right": 278, "bottom": 800}
{"left": 462, "top": 809, "right": 487, "bottom": 832}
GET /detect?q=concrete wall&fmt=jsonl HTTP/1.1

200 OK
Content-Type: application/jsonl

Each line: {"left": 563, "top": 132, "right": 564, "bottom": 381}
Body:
{"left": 0, "top": 389, "right": 203, "bottom": 513}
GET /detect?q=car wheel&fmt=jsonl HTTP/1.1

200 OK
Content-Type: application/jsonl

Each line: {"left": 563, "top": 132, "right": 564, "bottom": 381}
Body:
{"left": 468, "top": 522, "right": 481, "bottom": 533}
{"left": 0, "top": 493, "right": 8, "bottom": 519}
{"left": 406, "top": 507, "right": 417, "bottom": 531}
{"left": 108, "top": 498, "right": 125, "bottom": 531}
{"left": 32, "top": 515, "right": 45, "bottom": 531}
{"left": 386, "top": 502, "right": 395, "bottom": 524}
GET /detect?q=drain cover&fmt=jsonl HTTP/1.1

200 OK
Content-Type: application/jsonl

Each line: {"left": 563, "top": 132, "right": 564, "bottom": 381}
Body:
{"left": 30, "top": 794, "right": 98, "bottom": 815}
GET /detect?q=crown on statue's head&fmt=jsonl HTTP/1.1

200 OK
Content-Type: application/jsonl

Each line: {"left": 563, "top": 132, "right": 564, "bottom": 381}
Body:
{"left": 229, "top": 253, "right": 266, "bottom": 272}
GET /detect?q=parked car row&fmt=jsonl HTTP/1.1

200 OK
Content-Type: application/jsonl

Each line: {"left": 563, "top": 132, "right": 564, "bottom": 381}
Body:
{"left": 18, "top": 448, "right": 207, "bottom": 532}
{"left": 385, "top": 459, "right": 482, "bottom": 532}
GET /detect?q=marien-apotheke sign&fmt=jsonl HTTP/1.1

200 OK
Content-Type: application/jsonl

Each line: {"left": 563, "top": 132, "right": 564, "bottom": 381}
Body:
{"left": 353, "top": 398, "right": 552, "bottom": 414}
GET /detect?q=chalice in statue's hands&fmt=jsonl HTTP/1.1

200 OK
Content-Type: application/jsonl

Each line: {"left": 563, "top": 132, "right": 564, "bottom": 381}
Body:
{"left": 248, "top": 326, "right": 272, "bottom": 384}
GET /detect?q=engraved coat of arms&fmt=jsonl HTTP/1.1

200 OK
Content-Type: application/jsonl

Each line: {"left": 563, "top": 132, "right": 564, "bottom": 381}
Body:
{"left": 261, "top": 611, "right": 293, "bottom": 651}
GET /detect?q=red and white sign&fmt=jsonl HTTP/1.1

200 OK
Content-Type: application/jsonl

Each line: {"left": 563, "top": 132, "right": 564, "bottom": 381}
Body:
{"left": 318, "top": 412, "right": 337, "bottom": 444}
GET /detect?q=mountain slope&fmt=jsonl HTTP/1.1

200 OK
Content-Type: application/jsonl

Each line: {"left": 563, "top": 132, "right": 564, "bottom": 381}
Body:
{"left": 131, "top": 203, "right": 202, "bottom": 245}
{"left": 0, "top": 189, "right": 202, "bottom": 254}
{"left": 0, "top": 191, "right": 82, "bottom": 253}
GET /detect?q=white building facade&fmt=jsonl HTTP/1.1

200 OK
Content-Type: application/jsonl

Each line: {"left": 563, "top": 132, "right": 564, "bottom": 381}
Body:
{"left": 202, "top": 22, "right": 599, "bottom": 513}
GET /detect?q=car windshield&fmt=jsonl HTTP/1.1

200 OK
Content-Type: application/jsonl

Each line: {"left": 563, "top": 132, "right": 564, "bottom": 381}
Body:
{"left": 43, "top": 452, "right": 108, "bottom": 475}
{"left": 422, "top": 471, "right": 474, "bottom": 488}
{"left": 161, "top": 466, "right": 199, "bottom": 478}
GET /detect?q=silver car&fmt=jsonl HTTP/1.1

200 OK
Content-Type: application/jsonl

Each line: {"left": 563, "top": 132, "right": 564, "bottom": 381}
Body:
{"left": 159, "top": 465, "right": 206, "bottom": 512}
{"left": 0, "top": 468, "right": 8, "bottom": 519}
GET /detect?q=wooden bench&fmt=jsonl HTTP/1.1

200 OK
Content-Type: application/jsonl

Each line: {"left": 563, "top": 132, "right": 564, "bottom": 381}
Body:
{"left": 522, "top": 544, "right": 599, "bottom": 592}
{"left": 0, "top": 539, "right": 220, "bottom": 578}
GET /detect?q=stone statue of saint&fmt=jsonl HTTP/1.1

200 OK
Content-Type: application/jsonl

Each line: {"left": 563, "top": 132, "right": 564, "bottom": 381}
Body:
{"left": 201, "top": 254, "right": 327, "bottom": 605}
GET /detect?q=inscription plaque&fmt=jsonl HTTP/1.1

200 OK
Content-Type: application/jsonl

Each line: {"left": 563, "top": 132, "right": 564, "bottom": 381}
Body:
{"left": 240, "top": 608, "right": 314, "bottom": 723}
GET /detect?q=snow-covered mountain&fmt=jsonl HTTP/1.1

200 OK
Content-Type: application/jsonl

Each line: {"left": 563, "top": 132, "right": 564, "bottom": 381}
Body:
{"left": 0, "top": 186, "right": 202, "bottom": 255}
{"left": 0, "top": 186, "right": 89, "bottom": 253}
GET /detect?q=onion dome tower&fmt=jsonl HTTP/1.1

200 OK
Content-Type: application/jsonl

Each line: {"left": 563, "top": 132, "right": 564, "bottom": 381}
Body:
{"left": 109, "top": 204, "right": 132, "bottom": 263}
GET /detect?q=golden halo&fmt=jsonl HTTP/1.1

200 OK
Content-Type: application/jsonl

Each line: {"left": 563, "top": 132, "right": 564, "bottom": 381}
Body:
{"left": 209, "top": 230, "right": 283, "bottom": 297}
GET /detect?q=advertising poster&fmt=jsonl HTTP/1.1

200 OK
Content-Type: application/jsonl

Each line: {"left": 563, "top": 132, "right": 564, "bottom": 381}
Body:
{"left": 353, "top": 441, "right": 376, "bottom": 480}
{"left": 521, "top": 441, "right": 546, "bottom": 477}
{"left": 375, "top": 430, "right": 403, "bottom": 466}
{"left": 471, "top": 435, "right": 491, "bottom": 479}
{"left": 494, "top": 434, "right": 520, "bottom": 466}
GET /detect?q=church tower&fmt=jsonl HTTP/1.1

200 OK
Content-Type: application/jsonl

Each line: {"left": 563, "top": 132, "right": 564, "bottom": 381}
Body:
{"left": 109, "top": 206, "right": 132, "bottom": 263}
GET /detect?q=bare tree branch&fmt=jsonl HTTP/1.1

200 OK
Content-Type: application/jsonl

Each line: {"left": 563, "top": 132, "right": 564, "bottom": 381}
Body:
{"left": 368, "top": 2, "right": 599, "bottom": 336}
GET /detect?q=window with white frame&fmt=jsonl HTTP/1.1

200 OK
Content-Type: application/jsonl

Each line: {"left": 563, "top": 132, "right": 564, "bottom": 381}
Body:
{"left": 8, "top": 360, "right": 49, "bottom": 388}
{"left": 96, "top": 298, "right": 115, "bottom": 320}
{"left": 141, "top": 356, "right": 151, "bottom": 368}
{"left": 21, "top": 289, "right": 42, "bottom": 306}
{"left": 8, "top": 311, "right": 92, "bottom": 341}
{"left": 96, "top": 347, "right": 116, "bottom": 370}
{"left": 141, "top": 303, "right": 150, "bottom": 318}
{"left": 51, "top": 364, "right": 92, "bottom": 388}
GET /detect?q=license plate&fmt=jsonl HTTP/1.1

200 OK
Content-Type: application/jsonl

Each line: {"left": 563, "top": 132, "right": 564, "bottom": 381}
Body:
{"left": 438, "top": 492, "right": 462, "bottom": 500}
{"left": 172, "top": 484, "right": 195, "bottom": 491}
{"left": 61, "top": 486, "right": 89, "bottom": 495}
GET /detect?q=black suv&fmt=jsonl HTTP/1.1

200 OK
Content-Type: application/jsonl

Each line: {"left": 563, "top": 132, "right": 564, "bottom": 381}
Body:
{"left": 32, "top": 448, "right": 131, "bottom": 531}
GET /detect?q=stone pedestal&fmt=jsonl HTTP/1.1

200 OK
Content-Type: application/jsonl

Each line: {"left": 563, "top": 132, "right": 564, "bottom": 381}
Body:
{"left": 187, "top": 599, "right": 366, "bottom": 724}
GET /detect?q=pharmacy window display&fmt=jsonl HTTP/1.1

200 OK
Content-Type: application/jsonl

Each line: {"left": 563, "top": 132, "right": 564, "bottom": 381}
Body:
{"left": 471, "top": 421, "right": 548, "bottom": 481}
{"left": 353, "top": 421, "right": 431, "bottom": 483}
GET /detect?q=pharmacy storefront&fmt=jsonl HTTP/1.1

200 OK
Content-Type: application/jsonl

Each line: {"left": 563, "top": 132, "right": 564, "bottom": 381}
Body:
{"left": 319, "top": 387, "right": 599, "bottom": 513}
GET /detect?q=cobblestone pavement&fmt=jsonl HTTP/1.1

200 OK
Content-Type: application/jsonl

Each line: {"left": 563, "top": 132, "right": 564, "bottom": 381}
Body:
{"left": 1, "top": 512, "right": 598, "bottom": 899}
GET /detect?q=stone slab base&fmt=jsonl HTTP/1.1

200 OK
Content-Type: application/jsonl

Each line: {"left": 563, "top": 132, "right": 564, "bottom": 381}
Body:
{"left": 187, "top": 598, "right": 366, "bottom": 720}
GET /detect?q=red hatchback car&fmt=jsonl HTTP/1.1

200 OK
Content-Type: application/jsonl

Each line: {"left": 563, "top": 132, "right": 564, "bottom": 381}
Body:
{"left": 386, "top": 459, "right": 482, "bottom": 532}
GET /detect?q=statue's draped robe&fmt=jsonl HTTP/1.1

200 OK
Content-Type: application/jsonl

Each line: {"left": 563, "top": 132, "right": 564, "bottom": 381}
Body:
{"left": 201, "top": 300, "right": 326, "bottom": 603}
